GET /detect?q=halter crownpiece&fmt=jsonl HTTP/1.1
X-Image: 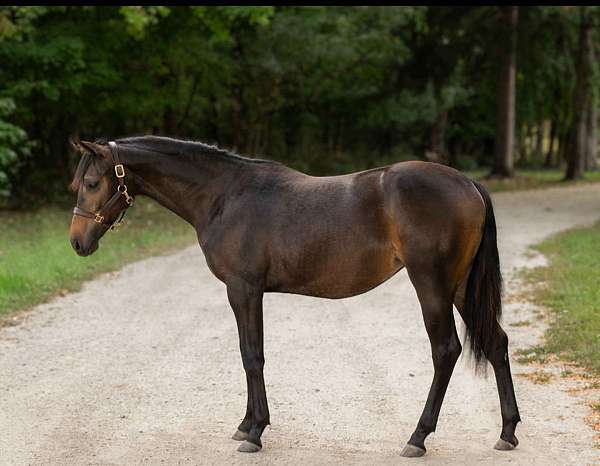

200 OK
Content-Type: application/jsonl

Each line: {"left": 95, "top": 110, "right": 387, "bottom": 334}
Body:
{"left": 72, "top": 140, "right": 134, "bottom": 231}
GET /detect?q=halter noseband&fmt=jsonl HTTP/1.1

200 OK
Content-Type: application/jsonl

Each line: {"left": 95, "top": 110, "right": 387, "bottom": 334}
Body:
{"left": 73, "top": 141, "right": 134, "bottom": 231}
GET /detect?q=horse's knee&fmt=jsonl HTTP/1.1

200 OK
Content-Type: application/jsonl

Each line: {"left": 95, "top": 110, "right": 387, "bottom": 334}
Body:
{"left": 242, "top": 351, "right": 264, "bottom": 376}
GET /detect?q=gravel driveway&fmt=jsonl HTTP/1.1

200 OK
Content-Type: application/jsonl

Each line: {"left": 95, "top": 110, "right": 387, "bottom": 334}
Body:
{"left": 1, "top": 183, "right": 600, "bottom": 465}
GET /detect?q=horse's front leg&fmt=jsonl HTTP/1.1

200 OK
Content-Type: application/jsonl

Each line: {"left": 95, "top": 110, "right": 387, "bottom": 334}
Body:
{"left": 227, "top": 280, "right": 270, "bottom": 453}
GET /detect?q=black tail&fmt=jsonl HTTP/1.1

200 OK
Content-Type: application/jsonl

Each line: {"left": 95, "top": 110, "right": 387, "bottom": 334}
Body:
{"left": 464, "top": 181, "right": 503, "bottom": 373}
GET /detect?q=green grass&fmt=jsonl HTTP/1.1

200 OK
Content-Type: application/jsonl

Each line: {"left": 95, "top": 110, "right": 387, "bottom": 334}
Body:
{"left": 0, "top": 199, "right": 196, "bottom": 318}
{"left": 465, "top": 168, "right": 600, "bottom": 192}
{"left": 514, "top": 346, "right": 551, "bottom": 365}
{"left": 526, "top": 221, "right": 600, "bottom": 374}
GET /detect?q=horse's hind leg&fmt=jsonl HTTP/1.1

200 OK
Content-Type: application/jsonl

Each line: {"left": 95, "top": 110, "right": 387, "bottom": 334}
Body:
{"left": 401, "top": 266, "right": 461, "bottom": 457}
{"left": 486, "top": 325, "right": 520, "bottom": 450}
{"left": 454, "top": 281, "right": 521, "bottom": 450}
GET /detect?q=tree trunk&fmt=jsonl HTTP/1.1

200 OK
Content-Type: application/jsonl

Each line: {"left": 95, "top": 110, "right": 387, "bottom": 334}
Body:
{"left": 558, "top": 131, "right": 566, "bottom": 166}
{"left": 518, "top": 123, "right": 532, "bottom": 164}
{"left": 232, "top": 87, "right": 245, "bottom": 152}
{"left": 565, "top": 7, "right": 591, "bottom": 180}
{"left": 428, "top": 110, "right": 448, "bottom": 164}
{"left": 491, "top": 6, "right": 518, "bottom": 178}
{"left": 535, "top": 118, "right": 544, "bottom": 160}
{"left": 558, "top": 107, "right": 573, "bottom": 167}
{"left": 545, "top": 119, "right": 556, "bottom": 167}
{"left": 162, "top": 106, "right": 177, "bottom": 136}
{"left": 586, "top": 99, "right": 598, "bottom": 170}
{"left": 177, "top": 76, "right": 199, "bottom": 132}
{"left": 585, "top": 38, "right": 597, "bottom": 172}
{"left": 449, "top": 139, "right": 462, "bottom": 168}
{"left": 208, "top": 95, "right": 220, "bottom": 143}
{"left": 231, "top": 32, "right": 246, "bottom": 152}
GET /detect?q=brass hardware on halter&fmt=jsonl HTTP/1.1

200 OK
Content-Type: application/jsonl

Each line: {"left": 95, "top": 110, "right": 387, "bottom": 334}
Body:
{"left": 72, "top": 141, "right": 135, "bottom": 231}
{"left": 118, "top": 184, "right": 134, "bottom": 206}
{"left": 115, "top": 164, "right": 125, "bottom": 178}
{"left": 109, "top": 216, "right": 124, "bottom": 231}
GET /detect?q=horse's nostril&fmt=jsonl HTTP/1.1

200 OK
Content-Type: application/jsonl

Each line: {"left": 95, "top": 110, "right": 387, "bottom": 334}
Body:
{"left": 71, "top": 238, "right": 81, "bottom": 251}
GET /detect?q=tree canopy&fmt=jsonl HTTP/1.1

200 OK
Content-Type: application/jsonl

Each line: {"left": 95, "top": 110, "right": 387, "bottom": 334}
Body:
{"left": 0, "top": 6, "right": 598, "bottom": 205}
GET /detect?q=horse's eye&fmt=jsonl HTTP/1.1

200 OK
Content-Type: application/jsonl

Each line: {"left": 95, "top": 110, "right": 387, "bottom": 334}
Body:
{"left": 86, "top": 181, "right": 99, "bottom": 190}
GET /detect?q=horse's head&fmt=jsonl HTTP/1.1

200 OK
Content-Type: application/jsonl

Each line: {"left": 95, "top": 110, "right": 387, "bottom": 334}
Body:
{"left": 69, "top": 139, "right": 133, "bottom": 256}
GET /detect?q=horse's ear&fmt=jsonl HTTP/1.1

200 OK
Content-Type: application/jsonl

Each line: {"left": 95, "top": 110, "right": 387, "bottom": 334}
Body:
{"left": 80, "top": 140, "right": 100, "bottom": 155}
{"left": 70, "top": 137, "right": 89, "bottom": 156}
{"left": 70, "top": 139, "right": 109, "bottom": 159}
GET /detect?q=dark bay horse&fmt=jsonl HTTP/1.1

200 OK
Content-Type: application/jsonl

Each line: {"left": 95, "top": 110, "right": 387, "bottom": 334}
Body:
{"left": 69, "top": 136, "right": 520, "bottom": 457}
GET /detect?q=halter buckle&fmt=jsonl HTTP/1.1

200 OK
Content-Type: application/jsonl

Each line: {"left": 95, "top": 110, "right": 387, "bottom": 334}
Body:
{"left": 115, "top": 164, "right": 125, "bottom": 178}
{"left": 94, "top": 213, "right": 104, "bottom": 224}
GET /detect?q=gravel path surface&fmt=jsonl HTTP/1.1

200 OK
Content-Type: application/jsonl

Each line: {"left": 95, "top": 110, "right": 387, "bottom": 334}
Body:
{"left": 1, "top": 183, "right": 600, "bottom": 465}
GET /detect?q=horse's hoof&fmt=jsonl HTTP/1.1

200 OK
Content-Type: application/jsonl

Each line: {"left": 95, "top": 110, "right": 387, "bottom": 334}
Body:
{"left": 232, "top": 429, "right": 249, "bottom": 441}
{"left": 400, "top": 444, "right": 426, "bottom": 457}
{"left": 237, "top": 440, "right": 262, "bottom": 453}
{"left": 494, "top": 436, "right": 519, "bottom": 451}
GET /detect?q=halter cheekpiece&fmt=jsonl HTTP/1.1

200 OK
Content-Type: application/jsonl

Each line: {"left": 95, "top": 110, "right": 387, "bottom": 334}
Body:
{"left": 72, "top": 141, "right": 134, "bottom": 231}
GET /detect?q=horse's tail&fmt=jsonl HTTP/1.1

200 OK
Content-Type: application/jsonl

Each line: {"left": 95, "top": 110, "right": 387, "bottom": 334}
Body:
{"left": 463, "top": 181, "right": 502, "bottom": 372}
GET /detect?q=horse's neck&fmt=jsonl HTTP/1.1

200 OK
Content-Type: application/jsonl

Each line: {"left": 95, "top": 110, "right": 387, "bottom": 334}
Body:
{"left": 124, "top": 149, "right": 240, "bottom": 230}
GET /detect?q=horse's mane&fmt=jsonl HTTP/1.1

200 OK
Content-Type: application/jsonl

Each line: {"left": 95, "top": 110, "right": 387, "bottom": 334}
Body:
{"left": 71, "top": 135, "right": 275, "bottom": 191}
{"left": 115, "top": 136, "right": 274, "bottom": 163}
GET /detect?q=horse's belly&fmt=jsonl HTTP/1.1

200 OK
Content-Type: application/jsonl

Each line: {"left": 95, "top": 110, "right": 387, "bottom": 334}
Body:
{"left": 270, "top": 247, "right": 404, "bottom": 299}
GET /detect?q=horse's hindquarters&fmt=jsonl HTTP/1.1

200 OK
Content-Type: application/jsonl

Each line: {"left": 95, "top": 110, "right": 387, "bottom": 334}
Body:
{"left": 382, "top": 162, "right": 486, "bottom": 288}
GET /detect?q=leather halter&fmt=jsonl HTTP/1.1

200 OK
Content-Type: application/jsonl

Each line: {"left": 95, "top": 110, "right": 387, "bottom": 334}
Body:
{"left": 72, "top": 141, "right": 134, "bottom": 230}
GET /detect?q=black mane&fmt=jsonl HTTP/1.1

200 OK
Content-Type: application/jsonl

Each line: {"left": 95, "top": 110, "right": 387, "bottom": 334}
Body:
{"left": 115, "top": 136, "right": 275, "bottom": 165}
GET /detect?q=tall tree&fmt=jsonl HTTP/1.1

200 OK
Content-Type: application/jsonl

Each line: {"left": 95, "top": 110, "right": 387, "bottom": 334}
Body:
{"left": 565, "top": 7, "right": 592, "bottom": 180}
{"left": 545, "top": 119, "right": 557, "bottom": 167}
{"left": 491, "top": 6, "right": 518, "bottom": 177}
{"left": 585, "top": 35, "right": 598, "bottom": 171}
{"left": 586, "top": 100, "right": 598, "bottom": 170}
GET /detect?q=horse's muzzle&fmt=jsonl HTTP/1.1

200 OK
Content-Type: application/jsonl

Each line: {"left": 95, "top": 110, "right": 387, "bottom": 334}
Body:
{"left": 70, "top": 236, "right": 98, "bottom": 257}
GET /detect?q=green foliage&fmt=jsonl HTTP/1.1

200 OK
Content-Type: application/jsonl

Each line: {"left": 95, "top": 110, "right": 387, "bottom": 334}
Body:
{"left": 0, "top": 6, "right": 598, "bottom": 204}
{"left": 0, "top": 98, "right": 28, "bottom": 200}
{"left": 118, "top": 6, "right": 170, "bottom": 39}
{"left": 191, "top": 6, "right": 273, "bottom": 41}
